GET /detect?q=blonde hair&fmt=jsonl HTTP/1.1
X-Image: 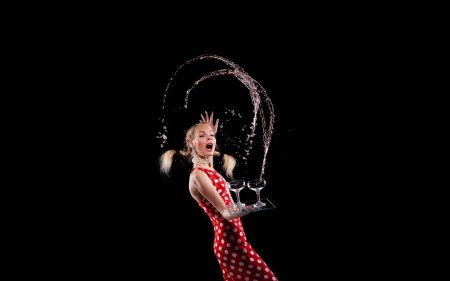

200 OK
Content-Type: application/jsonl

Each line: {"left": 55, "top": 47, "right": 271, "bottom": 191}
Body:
{"left": 158, "top": 122, "right": 236, "bottom": 179}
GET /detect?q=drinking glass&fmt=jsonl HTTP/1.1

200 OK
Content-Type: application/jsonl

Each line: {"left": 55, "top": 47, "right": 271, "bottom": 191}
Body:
{"left": 247, "top": 178, "right": 266, "bottom": 208}
{"left": 227, "top": 180, "right": 246, "bottom": 210}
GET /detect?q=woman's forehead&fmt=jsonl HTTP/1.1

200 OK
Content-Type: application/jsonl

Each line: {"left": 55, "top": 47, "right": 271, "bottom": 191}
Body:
{"left": 195, "top": 123, "right": 213, "bottom": 132}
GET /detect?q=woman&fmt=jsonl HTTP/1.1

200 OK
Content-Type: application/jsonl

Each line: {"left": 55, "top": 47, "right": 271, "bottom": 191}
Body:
{"left": 159, "top": 111, "right": 278, "bottom": 281}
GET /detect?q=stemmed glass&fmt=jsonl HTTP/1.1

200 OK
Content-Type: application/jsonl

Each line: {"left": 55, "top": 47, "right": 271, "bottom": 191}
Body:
{"left": 247, "top": 178, "right": 266, "bottom": 208}
{"left": 227, "top": 180, "right": 246, "bottom": 210}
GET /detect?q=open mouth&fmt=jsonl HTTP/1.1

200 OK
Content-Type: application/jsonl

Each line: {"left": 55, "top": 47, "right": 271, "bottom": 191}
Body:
{"left": 206, "top": 143, "right": 213, "bottom": 150}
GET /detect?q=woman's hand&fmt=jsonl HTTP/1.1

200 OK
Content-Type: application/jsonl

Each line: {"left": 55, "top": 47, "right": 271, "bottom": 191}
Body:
{"left": 224, "top": 205, "right": 251, "bottom": 220}
{"left": 200, "top": 111, "right": 219, "bottom": 134}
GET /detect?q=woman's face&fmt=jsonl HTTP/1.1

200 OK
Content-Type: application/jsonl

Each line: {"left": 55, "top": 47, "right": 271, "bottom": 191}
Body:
{"left": 191, "top": 123, "right": 216, "bottom": 158}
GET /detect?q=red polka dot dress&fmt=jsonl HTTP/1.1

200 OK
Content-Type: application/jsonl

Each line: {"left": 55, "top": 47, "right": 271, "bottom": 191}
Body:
{"left": 194, "top": 167, "right": 278, "bottom": 281}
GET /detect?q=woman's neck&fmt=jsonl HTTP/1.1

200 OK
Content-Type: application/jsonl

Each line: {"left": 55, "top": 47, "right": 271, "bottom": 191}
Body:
{"left": 192, "top": 157, "right": 213, "bottom": 168}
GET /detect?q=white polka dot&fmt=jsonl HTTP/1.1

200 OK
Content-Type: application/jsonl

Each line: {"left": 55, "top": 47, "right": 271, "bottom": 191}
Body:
{"left": 255, "top": 273, "right": 261, "bottom": 277}
{"left": 223, "top": 257, "right": 227, "bottom": 261}
{"left": 257, "top": 260, "right": 262, "bottom": 264}
{"left": 237, "top": 275, "right": 242, "bottom": 279}
{"left": 230, "top": 265, "right": 234, "bottom": 269}
{"left": 250, "top": 258, "right": 254, "bottom": 262}
{"left": 231, "top": 259, "right": 235, "bottom": 264}
{"left": 241, "top": 255, "right": 246, "bottom": 260}
{"left": 257, "top": 266, "right": 261, "bottom": 270}
{"left": 237, "top": 239, "right": 242, "bottom": 243}
{"left": 232, "top": 253, "right": 237, "bottom": 257}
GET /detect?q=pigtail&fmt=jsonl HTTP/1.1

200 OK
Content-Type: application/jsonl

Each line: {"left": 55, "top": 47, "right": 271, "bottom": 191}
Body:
{"left": 222, "top": 153, "right": 236, "bottom": 180}
{"left": 159, "top": 149, "right": 193, "bottom": 177}
{"left": 159, "top": 149, "right": 177, "bottom": 177}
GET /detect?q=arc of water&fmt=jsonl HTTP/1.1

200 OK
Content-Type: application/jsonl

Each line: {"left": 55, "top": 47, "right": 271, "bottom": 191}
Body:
{"left": 158, "top": 55, "right": 275, "bottom": 180}
{"left": 183, "top": 69, "right": 275, "bottom": 180}
{"left": 160, "top": 55, "right": 249, "bottom": 135}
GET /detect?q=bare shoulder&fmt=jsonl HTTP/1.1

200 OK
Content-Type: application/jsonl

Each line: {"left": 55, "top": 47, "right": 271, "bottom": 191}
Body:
{"left": 189, "top": 169, "right": 201, "bottom": 181}
{"left": 189, "top": 169, "right": 210, "bottom": 202}
{"left": 190, "top": 169, "right": 216, "bottom": 190}
{"left": 189, "top": 168, "right": 208, "bottom": 180}
{"left": 189, "top": 169, "right": 205, "bottom": 186}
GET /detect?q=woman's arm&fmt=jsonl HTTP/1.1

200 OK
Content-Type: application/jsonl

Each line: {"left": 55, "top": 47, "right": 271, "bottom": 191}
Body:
{"left": 190, "top": 169, "right": 248, "bottom": 220}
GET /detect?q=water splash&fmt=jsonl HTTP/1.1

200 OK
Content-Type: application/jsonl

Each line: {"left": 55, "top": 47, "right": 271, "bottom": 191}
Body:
{"left": 158, "top": 54, "right": 275, "bottom": 180}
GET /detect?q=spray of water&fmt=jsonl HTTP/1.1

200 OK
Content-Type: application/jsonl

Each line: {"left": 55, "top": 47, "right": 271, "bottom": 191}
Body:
{"left": 157, "top": 54, "right": 275, "bottom": 180}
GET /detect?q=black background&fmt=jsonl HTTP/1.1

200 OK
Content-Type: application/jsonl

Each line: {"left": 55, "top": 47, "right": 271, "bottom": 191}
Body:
{"left": 3, "top": 4, "right": 428, "bottom": 280}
